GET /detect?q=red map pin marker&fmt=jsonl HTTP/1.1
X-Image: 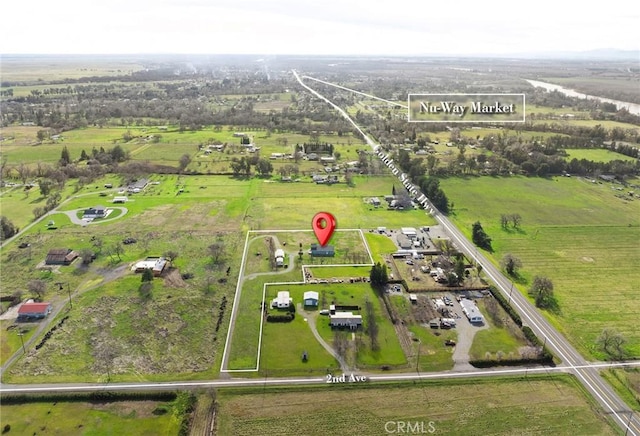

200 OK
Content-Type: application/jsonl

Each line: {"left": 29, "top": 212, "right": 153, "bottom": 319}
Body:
{"left": 312, "top": 212, "right": 336, "bottom": 247}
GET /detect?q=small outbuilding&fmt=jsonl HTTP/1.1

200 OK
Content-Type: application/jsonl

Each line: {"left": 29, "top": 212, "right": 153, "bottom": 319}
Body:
{"left": 303, "top": 291, "right": 319, "bottom": 307}
{"left": 45, "top": 248, "right": 78, "bottom": 265}
{"left": 17, "top": 302, "right": 52, "bottom": 321}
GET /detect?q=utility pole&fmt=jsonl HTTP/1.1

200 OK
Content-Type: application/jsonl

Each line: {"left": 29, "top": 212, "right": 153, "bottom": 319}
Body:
{"left": 56, "top": 282, "right": 72, "bottom": 308}
{"left": 17, "top": 331, "right": 26, "bottom": 354}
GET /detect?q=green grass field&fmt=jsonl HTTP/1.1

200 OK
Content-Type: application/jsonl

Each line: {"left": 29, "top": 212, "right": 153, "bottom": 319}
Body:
{"left": 564, "top": 148, "right": 638, "bottom": 163}
{"left": 0, "top": 398, "right": 181, "bottom": 435}
{"left": 260, "top": 311, "right": 341, "bottom": 376}
{"left": 215, "top": 376, "right": 616, "bottom": 435}
{"left": 440, "top": 176, "right": 640, "bottom": 359}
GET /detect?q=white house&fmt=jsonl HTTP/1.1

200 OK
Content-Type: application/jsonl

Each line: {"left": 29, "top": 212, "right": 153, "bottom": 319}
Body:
{"left": 329, "top": 312, "right": 362, "bottom": 329}
{"left": 271, "top": 291, "right": 292, "bottom": 309}
{"left": 303, "top": 291, "right": 319, "bottom": 307}
{"left": 274, "top": 249, "right": 285, "bottom": 267}
{"left": 460, "top": 299, "right": 485, "bottom": 323}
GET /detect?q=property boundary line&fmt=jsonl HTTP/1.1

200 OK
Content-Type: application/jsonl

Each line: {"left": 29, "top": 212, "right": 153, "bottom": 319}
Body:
{"left": 222, "top": 229, "right": 375, "bottom": 373}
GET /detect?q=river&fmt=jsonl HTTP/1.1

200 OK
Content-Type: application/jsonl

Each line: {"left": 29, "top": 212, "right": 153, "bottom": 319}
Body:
{"left": 526, "top": 79, "right": 640, "bottom": 115}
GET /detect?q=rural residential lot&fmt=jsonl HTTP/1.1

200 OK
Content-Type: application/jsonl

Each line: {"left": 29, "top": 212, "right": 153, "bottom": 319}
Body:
{"left": 1, "top": 54, "right": 639, "bottom": 435}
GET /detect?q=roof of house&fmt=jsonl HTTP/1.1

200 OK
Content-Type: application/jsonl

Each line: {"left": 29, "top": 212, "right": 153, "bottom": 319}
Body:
{"left": 460, "top": 299, "right": 484, "bottom": 320}
{"left": 330, "top": 311, "right": 362, "bottom": 322}
{"left": 132, "top": 257, "right": 167, "bottom": 272}
{"left": 18, "top": 302, "right": 51, "bottom": 314}
{"left": 274, "top": 291, "right": 291, "bottom": 306}
{"left": 304, "top": 291, "right": 319, "bottom": 300}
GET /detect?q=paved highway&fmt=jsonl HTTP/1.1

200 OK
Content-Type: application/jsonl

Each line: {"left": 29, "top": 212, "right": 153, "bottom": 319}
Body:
{"left": 292, "top": 70, "right": 639, "bottom": 435}
{"left": 2, "top": 362, "right": 639, "bottom": 394}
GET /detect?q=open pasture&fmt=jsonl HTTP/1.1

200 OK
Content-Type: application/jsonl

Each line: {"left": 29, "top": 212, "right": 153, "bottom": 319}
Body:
{"left": 440, "top": 176, "right": 640, "bottom": 358}
{"left": 563, "top": 148, "right": 638, "bottom": 163}
{"left": 0, "top": 56, "right": 145, "bottom": 84}
{"left": 0, "top": 397, "right": 180, "bottom": 435}
{"left": 216, "top": 376, "right": 616, "bottom": 435}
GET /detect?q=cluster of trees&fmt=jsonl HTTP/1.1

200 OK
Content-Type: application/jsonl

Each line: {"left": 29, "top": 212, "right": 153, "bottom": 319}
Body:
{"left": 369, "top": 262, "right": 388, "bottom": 288}
{"left": 419, "top": 177, "right": 449, "bottom": 213}
{"left": 229, "top": 156, "right": 273, "bottom": 177}
{"left": 298, "top": 142, "right": 334, "bottom": 155}
{"left": 471, "top": 222, "right": 492, "bottom": 251}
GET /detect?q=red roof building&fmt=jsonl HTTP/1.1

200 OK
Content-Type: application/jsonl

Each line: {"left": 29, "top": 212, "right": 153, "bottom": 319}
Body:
{"left": 17, "top": 302, "right": 52, "bottom": 321}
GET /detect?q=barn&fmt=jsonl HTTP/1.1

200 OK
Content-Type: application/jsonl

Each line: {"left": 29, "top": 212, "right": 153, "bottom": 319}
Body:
{"left": 45, "top": 248, "right": 78, "bottom": 265}
{"left": 303, "top": 291, "right": 319, "bottom": 307}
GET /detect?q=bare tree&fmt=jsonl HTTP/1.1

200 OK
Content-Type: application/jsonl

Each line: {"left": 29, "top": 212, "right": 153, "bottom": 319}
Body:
{"left": 27, "top": 279, "right": 46, "bottom": 300}
{"left": 79, "top": 248, "right": 95, "bottom": 265}
{"left": 164, "top": 250, "right": 179, "bottom": 265}
{"left": 178, "top": 154, "right": 192, "bottom": 172}
{"left": 16, "top": 163, "right": 31, "bottom": 185}
{"left": 597, "top": 328, "right": 627, "bottom": 360}
{"left": 501, "top": 253, "right": 522, "bottom": 276}
{"left": 208, "top": 240, "right": 226, "bottom": 266}
{"left": 333, "top": 331, "right": 348, "bottom": 360}
{"left": 364, "top": 299, "right": 379, "bottom": 351}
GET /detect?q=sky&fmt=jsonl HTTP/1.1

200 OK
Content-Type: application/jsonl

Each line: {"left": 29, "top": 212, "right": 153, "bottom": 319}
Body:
{"left": 1, "top": 0, "right": 638, "bottom": 55}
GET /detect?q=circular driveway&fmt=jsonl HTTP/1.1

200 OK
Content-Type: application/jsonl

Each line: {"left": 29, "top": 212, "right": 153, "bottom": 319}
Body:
{"left": 62, "top": 207, "right": 128, "bottom": 225}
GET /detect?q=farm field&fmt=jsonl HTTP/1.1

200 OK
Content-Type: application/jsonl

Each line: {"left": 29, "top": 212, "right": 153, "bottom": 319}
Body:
{"left": 215, "top": 376, "right": 616, "bottom": 435}
{"left": 0, "top": 396, "right": 181, "bottom": 435}
{"left": 0, "top": 56, "right": 145, "bottom": 83}
{"left": 563, "top": 148, "right": 638, "bottom": 163}
{"left": 440, "top": 175, "right": 640, "bottom": 359}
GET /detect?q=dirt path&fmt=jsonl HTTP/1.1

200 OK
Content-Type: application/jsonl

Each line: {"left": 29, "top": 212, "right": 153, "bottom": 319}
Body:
{"left": 242, "top": 235, "right": 297, "bottom": 282}
{"left": 302, "top": 307, "right": 349, "bottom": 372}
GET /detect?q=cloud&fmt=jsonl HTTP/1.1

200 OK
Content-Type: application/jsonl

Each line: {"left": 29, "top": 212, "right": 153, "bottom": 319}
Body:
{"left": 1, "top": 0, "right": 638, "bottom": 54}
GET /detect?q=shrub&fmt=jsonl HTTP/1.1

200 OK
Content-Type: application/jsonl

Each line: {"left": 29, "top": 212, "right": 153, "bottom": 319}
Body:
{"left": 266, "top": 313, "right": 294, "bottom": 323}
